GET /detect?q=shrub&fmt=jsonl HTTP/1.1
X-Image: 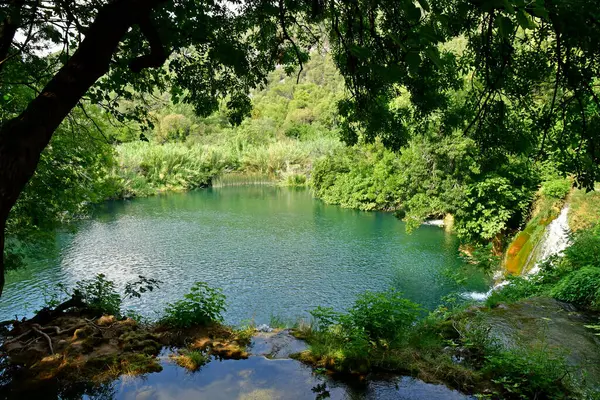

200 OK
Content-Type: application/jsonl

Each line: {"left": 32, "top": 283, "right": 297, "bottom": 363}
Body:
{"left": 345, "top": 289, "right": 422, "bottom": 343}
{"left": 155, "top": 114, "right": 192, "bottom": 143}
{"left": 484, "top": 347, "right": 577, "bottom": 399}
{"left": 161, "top": 282, "right": 227, "bottom": 328}
{"left": 485, "top": 275, "right": 546, "bottom": 308}
{"left": 74, "top": 274, "right": 122, "bottom": 316}
{"left": 551, "top": 266, "right": 600, "bottom": 309}
{"left": 563, "top": 225, "right": 600, "bottom": 271}
{"left": 305, "top": 289, "right": 422, "bottom": 372}
{"left": 541, "top": 178, "right": 571, "bottom": 199}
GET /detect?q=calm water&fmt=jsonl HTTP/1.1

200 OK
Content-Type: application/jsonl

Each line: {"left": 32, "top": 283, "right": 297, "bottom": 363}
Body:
{"left": 1, "top": 186, "right": 487, "bottom": 324}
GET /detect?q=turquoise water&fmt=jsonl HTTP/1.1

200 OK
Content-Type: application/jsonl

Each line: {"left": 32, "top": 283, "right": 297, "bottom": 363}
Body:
{"left": 1, "top": 186, "right": 487, "bottom": 324}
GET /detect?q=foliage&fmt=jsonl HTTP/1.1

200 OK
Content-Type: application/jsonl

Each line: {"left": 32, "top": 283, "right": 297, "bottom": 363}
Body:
{"left": 551, "top": 267, "right": 600, "bottom": 309}
{"left": 344, "top": 290, "right": 422, "bottom": 343}
{"left": 562, "top": 225, "right": 600, "bottom": 271}
{"left": 568, "top": 188, "right": 600, "bottom": 232}
{"left": 161, "top": 282, "right": 226, "bottom": 328}
{"left": 305, "top": 289, "right": 421, "bottom": 371}
{"left": 310, "top": 144, "right": 403, "bottom": 211}
{"left": 462, "top": 243, "right": 502, "bottom": 274}
{"left": 483, "top": 347, "right": 576, "bottom": 399}
{"left": 124, "top": 276, "right": 162, "bottom": 300}
{"left": 74, "top": 274, "right": 122, "bottom": 317}
{"left": 5, "top": 112, "right": 120, "bottom": 270}
{"left": 311, "top": 133, "right": 536, "bottom": 243}
{"left": 173, "top": 349, "right": 210, "bottom": 372}
{"left": 485, "top": 276, "right": 547, "bottom": 308}
{"left": 454, "top": 175, "right": 533, "bottom": 243}
{"left": 541, "top": 178, "right": 572, "bottom": 200}
{"left": 155, "top": 114, "right": 192, "bottom": 144}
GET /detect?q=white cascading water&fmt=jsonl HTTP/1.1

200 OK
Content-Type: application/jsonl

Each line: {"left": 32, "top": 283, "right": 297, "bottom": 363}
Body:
{"left": 526, "top": 205, "right": 571, "bottom": 275}
{"left": 462, "top": 205, "right": 571, "bottom": 301}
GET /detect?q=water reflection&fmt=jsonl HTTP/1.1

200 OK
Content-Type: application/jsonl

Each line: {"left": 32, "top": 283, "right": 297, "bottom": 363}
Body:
{"left": 99, "top": 355, "right": 473, "bottom": 400}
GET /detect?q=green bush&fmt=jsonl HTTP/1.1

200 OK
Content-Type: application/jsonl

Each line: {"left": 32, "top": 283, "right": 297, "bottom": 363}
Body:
{"left": 161, "top": 282, "right": 227, "bottom": 328}
{"left": 551, "top": 266, "right": 600, "bottom": 309}
{"left": 484, "top": 347, "right": 576, "bottom": 399}
{"left": 485, "top": 275, "right": 547, "bottom": 308}
{"left": 563, "top": 225, "right": 600, "bottom": 271}
{"left": 540, "top": 178, "right": 571, "bottom": 199}
{"left": 305, "top": 289, "right": 422, "bottom": 371}
{"left": 74, "top": 274, "right": 122, "bottom": 316}
{"left": 345, "top": 290, "right": 422, "bottom": 342}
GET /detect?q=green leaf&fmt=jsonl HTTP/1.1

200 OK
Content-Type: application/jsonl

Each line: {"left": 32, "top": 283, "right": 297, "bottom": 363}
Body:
{"left": 405, "top": 3, "right": 422, "bottom": 21}
{"left": 502, "top": 0, "right": 515, "bottom": 13}
{"left": 496, "top": 15, "right": 515, "bottom": 38}
{"left": 532, "top": 0, "right": 549, "bottom": 19}
{"left": 516, "top": 9, "right": 536, "bottom": 30}
{"left": 418, "top": 0, "right": 430, "bottom": 12}
{"left": 405, "top": 52, "right": 421, "bottom": 72}
{"left": 419, "top": 25, "right": 439, "bottom": 43}
{"left": 424, "top": 47, "right": 442, "bottom": 68}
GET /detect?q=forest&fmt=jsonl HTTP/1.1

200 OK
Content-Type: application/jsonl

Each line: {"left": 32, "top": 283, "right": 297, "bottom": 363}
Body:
{"left": 1, "top": 0, "right": 600, "bottom": 399}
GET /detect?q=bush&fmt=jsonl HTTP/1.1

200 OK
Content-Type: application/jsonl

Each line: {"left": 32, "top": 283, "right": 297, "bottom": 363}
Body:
{"left": 541, "top": 178, "right": 571, "bottom": 199}
{"left": 74, "top": 274, "right": 122, "bottom": 316}
{"left": 305, "top": 289, "right": 422, "bottom": 371}
{"left": 155, "top": 114, "right": 192, "bottom": 143}
{"left": 161, "top": 282, "right": 227, "bottom": 328}
{"left": 485, "top": 275, "right": 546, "bottom": 308}
{"left": 484, "top": 347, "right": 577, "bottom": 399}
{"left": 345, "top": 290, "right": 422, "bottom": 343}
{"left": 551, "top": 266, "right": 600, "bottom": 309}
{"left": 563, "top": 225, "right": 600, "bottom": 271}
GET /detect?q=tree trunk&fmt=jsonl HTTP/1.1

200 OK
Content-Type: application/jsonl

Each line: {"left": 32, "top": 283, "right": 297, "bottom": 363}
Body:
{"left": 0, "top": 0, "right": 167, "bottom": 296}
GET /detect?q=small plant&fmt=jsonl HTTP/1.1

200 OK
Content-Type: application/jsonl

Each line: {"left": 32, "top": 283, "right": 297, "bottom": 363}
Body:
{"left": 540, "top": 178, "right": 571, "bottom": 199}
{"left": 74, "top": 274, "right": 122, "bottom": 316}
{"left": 124, "top": 276, "right": 162, "bottom": 299}
{"left": 161, "top": 281, "right": 227, "bottom": 328}
{"left": 269, "top": 314, "right": 290, "bottom": 329}
{"left": 173, "top": 349, "right": 210, "bottom": 371}
{"left": 345, "top": 289, "right": 422, "bottom": 343}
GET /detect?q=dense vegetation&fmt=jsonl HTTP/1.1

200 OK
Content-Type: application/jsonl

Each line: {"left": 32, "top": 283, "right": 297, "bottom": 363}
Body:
{"left": 294, "top": 219, "right": 600, "bottom": 399}
{"left": 2, "top": 0, "right": 600, "bottom": 398}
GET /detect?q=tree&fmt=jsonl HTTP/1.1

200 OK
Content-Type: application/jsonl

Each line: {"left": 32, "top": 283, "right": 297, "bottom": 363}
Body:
{"left": 1, "top": 0, "right": 599, "bottom": 295}
{"left": 0, "top": 0, "right": 318, "bottom": 295}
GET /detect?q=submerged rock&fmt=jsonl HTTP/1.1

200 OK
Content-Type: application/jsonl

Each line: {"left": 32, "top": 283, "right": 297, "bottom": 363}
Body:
{"left": 483, "top": 297, "right": 600, "bottom": 385}
{"left": 251, "top": 329, "right": 308, "bottom": 359}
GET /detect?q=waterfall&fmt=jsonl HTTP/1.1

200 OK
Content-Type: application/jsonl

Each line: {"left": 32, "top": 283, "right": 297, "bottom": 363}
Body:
{"left": 527, "top": 205, "right": 571, "bottom": 275}
{"left": 462, "top": 204, "right": 571, "bottom": 301}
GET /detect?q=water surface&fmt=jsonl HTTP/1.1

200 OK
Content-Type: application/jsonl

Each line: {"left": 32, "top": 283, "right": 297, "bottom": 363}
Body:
{"left": 1, "top": 186, "right": 487, "bottom": 324}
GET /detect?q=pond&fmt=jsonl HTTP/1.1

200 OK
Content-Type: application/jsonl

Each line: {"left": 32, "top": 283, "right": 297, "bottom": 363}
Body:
{"left": 1, "top": 186, "right": 488, "bottom": 325}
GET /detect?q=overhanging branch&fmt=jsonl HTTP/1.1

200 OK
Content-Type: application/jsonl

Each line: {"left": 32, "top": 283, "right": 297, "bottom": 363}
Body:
{"left": 129, "top": 14, "right": 168, "bottom": 73}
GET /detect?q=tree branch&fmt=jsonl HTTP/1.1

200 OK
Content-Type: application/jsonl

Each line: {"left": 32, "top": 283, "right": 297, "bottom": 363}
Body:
{"left": 0, "top": 0, "right": 27, "bottom": 73}
{"left": 129, "top": 14, "right": 169, "bottom": 73}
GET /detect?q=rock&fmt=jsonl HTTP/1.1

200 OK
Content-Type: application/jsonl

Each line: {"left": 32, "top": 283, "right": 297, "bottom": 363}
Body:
{"left": 97, "top": 315, "right": 116, "bottom": 326}
{"left": 483, "top": 296, "right": 600, "bottom": 386}
{"left": 255, "top": 324, "right": 273, "bottom": 333}
{"left": 73, "top": 326, "right": 94, "bottom": 339}
{"left": 251, "top": 330, "right": 308, "bottom": 359}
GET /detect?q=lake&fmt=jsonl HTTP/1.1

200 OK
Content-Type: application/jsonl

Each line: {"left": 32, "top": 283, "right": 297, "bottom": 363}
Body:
{"left": 1, "top": 186, "right": 487, "bottom": 324}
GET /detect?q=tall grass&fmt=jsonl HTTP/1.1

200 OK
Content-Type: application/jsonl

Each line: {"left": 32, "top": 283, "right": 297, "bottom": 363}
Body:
{"left": 115, "top": 137, "right": 341, "bottom": 196}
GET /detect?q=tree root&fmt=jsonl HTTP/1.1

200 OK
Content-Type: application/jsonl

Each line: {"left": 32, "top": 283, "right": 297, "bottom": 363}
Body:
{"left": 31, "top": 325, "right": 54, "bottom": 355}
